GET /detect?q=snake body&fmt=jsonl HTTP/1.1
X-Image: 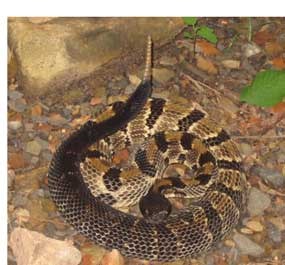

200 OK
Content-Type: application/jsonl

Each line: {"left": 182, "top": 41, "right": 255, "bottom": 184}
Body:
{"left": 48, "top": 37, "right": 247, "bottom": 261}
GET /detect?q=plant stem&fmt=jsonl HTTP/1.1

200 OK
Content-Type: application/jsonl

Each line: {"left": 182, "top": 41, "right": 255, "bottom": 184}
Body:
{"left": 247, "top": 17, "right": 252, "bottom": 42}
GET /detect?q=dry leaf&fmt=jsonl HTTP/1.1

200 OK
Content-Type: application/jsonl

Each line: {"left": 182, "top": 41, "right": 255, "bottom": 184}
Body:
{"left": 196, "top": 55, "right": 218, "bottom": 74}
{"left": 254, "top": 30, "right": 273, "bottom": 46}
{"left": 271, "top": 56, "right": 285, "bottom": 69}
{"left": 90, "top": 97, "right": 102, "bottom": 106}
{"left": 101, "top": 250, "right": 124, "bottom": 265}
{"left": 9, "top": 152, "right": 26, "bottom": 169}
{"left": 81, "top": 254, "right": 93, "bottom": 265}
{"left": 265, "top": 41, "right": 283, "bottom": 56}
{"left": 31, "top": 104, "right": 43, "bottom": 116}
{"left": 270, "top": 102, "right": 285, "bottom": 114}
{"left": 196, "top": 39, "right": 220, "bottom": 56}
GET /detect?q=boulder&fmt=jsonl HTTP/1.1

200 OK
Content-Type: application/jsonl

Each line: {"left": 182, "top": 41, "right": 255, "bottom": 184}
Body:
{"left": 8, "top": 17, "right": 184, "bottom": 96}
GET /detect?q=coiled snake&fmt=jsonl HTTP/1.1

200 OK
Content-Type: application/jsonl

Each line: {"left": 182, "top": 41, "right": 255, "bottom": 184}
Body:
{"left": 48, "top": 36, "right": 247, "bottom": 261}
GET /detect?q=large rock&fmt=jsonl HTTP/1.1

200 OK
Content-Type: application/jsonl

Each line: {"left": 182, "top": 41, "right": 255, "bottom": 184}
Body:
{"left": 8, "top": 17, "right": 184, "bottom": 96}
{"left": 9, "top": 227, "right": 81, "bottom": 265}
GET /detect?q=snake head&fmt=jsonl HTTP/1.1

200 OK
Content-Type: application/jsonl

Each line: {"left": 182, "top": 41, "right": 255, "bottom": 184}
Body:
{"left": 139, "top": 189, "right": 172, "bottom": 224}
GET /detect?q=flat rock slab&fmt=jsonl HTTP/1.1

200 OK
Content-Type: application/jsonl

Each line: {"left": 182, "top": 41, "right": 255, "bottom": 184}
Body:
{"left": 8, "top": 17, "right": 184, "bottom": 96}
{"left": 9, "top": 227, "right": 81, "bottom": 265}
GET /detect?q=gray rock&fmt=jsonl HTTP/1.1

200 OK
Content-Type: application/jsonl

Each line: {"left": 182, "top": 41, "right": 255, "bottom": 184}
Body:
{"left": 48, "top": 115, "right": 68, "bottom": 126}
{"left": 233, "top": 232, "right": 264, "bottom": 257}
{"left": 153, "top": 68, "right": 175, "bottom": 84}
{"left": 41, "top": 150, "right": 53, "bottom": 162}
{"left": 251, "top": 165, "right": 285, "bottom": 188}
{"left": 267, "top": 222, "right": 282, "bottom": 243}
{"left": 9, "top": 17, "right": 183, "bottom": 96}
{"left": 25, "top": 140, "right": 42, "bottom": 156}
{"left": 31, "top": 156, "right": 39, "bottom": 165}
{"left": 12, "top": 192, "right": 28, "bottom": 208}
{"left": 247, "top": 187, "right": 271, "bottom": 216}
{"left": 35, "top": 137, "right": 49, "bottom": 150}
{"left": 9, "top": 90, "right": 23, "bottom": 100}
{"left": 8, "top": 99, "right": 27, "bottom": 112}
{"left": 8, "top": 121, "right": 22, "bottom": 130}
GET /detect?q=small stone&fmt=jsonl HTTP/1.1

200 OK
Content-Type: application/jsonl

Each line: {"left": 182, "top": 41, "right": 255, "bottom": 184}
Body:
{"left": 153, "top": 68, "right": 175, "bottom": 84}
{"left": 13, "top": 208, "right": 30, "bottom": 225}
{"left": 8, "top": 98, "right": 27, "bottom": 112}
{"left": 31, "top": 156, "right": 39, "bottom": 165}
{"left": 247, "top": 187, "right": 271, "bottom": 216}
{"left": 128, "top": 74, "right": 141, "bottom": 86}
{"left": 224, "top": 239, "right": 235, "bottom": 248}
{"left": 48, "top": 113, "right": 68, "bottom": 126}
{"left": 8, "top": 169, "right": 16, "bottom": 187}
{"left": 251, "top": 166, "right": 285, "bottom": 188}
{"left": 12, "top": 192, "right": 28, "bottom": 208}
{"left": 159, "top": 56, "right": 178, "bottom": 66}
{"left": 24, "top": 123, "right": 34, "bottom": 132}
{"left": 35, "top": 137, "right": 49, "bottom": 150}
{"left": 267, "top": 222, "right": 282, "bottom": 243}
{"left": 101, "top": 250, "right": 124, "bottom": 265}
{"left": 245, "top": 220, "right": 264, "bottom": 232}
{"left": 8, "top": 121, "right": 22, "bottom": 130}
{"left": 239, "top": 142, "right": 253, "bottom": 157}
{"left": 240, "top": 227, "right": 254, "bottom": 234}
{"left": 25, "top": 140, "right": 42, "bottom": 156}
{"left": 41, "top": 150, "right": 53, "bottom": 162}
{"left": 268, "top": 217, "right": 285, "bottom": 231}
{"left": 243, "top": 43, "right": 262, "bottom": 58}
{"left": 9, "top": 90, "right": 23, "bottom": 100}
{"left": 233, "top": 232, "right": 265, "bottom": 257}
{"left": 221, "top": 59, "right": 240, "bottom": 69}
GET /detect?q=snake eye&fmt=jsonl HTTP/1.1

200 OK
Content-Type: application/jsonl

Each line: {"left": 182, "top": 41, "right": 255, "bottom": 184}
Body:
{"left": 139, "top": 189, "right": 172, "bottom": 223}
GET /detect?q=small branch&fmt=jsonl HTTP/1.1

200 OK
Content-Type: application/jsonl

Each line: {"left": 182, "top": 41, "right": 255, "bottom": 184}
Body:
{"left": 233, "top": 135, "right": 285, "bottom": 140}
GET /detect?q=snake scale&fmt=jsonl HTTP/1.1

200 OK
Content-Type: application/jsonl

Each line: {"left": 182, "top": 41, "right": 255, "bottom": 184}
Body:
{"left": 48, "top": 36, "right": 247, "bottom": 261}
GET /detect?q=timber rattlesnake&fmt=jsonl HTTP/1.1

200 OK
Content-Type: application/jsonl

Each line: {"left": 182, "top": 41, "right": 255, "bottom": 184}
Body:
{"left": 48, "top": 36, "right": 247, "bottom": 261}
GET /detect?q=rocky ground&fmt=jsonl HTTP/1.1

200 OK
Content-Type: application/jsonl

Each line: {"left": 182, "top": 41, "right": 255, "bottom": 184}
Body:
{"left": 8, "top": 18, "right": 285, "bottom": 265}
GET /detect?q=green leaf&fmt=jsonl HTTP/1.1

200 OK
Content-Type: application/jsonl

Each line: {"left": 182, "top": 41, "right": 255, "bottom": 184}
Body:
{"left": 183, "top": 32, "right": 194, "bottom": 39}
{"left": 197, "top": 26, "right": 218, "bottom": 44}
{"left": 183, "top": 17, "right": 197, "bottom": 26}
{"left": 240, "top": 70, "right": 285, "bottom": 107}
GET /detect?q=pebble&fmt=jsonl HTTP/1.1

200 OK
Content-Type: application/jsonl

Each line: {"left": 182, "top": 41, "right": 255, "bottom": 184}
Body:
{"left": 31, "top": 156, "right": 39, "bottom": 165}
{"left": 8, "top": 121, "right": 22, "bottom": 130}
{"left": 35, "top": 137, "right": 49, "bottom": 150}
{"left": 8, "top": 169, "right": 15, "bottom": 188}
{"left": 8, "top": 98, "right": 27, "bottom": 112}
{"left": 159, "top": 56, "right": 178, "bottom": 66}
{"left": 221, "top": 59, "right": 240, "bottom": 69}
{"left": 9, "top": 90, "right": 23, "bottom": 100}
{"left": 128, "top": 74, "right": 141, "bottom": 86}
{"left": 267, "top": 222, "right": 282, "bottom": 243}
{"left": 48, "top": 113, "right": 68, "bottom": 126}
{"left": 12, "top": 192, "right": 28, "bottom": 208}
{"left": 245, "top": 220, "right": 264, "bottom": 232}
{"left": 239, "top": 142, "right": 253, "bottom": 157}
{"left": 153, "top": 68, "right": 175, "bottom": 84}
{"left": 41, "top": 150, "right": 53, "bottom": 162}
{"left": 25, "top": 140, "right": 42, "bottom": 156}
{"left": 247, "top": 187, "right": 271, "bottom": 216}
{"left": 251, "top": 165, "right": 285, "bottom": 188}
{"left": 243, "top": 43, "right": 262, "bottom": 58}
{"left": 233, "top": 232, "right": 265, "bottom": 257}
